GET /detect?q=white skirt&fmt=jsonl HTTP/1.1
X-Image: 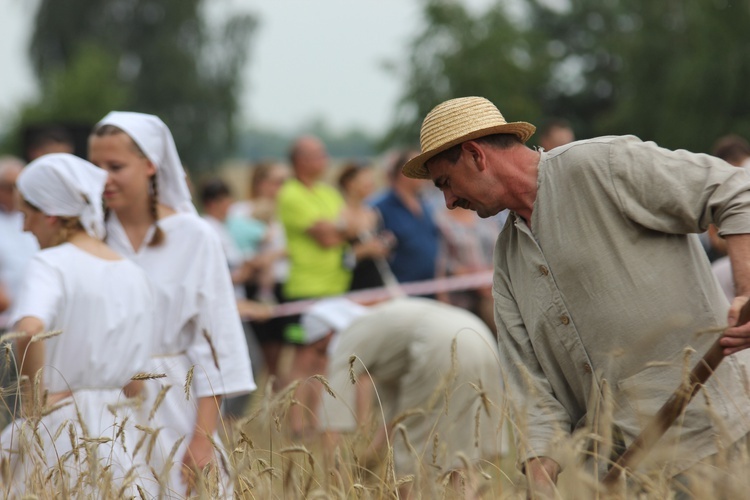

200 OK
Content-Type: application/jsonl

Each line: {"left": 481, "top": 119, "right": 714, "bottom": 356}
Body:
{"left": 138, "top": 353, "right": 233, "bottom": 498}
{"left": 0, "top": 388, "right": 147, "bottom": 497}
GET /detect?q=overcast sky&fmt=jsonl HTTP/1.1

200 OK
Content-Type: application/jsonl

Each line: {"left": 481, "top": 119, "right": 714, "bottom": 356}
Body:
{"left": 0, "top": 0, "right": 496, "bottom": 137}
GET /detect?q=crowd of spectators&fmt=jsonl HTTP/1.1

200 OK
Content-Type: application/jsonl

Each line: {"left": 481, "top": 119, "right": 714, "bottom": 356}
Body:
{"left": 2, "top": 118, "right": 750, "bottom": 495}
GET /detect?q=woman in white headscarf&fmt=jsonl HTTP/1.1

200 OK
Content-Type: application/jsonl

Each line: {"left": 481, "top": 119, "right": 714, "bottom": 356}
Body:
{"left": 88, "top": 112, "right": 254, "bottom": 497}
{"left": 0, "top": 153, "right": 155, "bottom": 495}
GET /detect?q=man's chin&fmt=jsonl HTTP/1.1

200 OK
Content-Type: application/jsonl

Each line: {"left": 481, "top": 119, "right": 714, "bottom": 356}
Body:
{"left": 476, "top": 207, "right": 499, "bottom": 219}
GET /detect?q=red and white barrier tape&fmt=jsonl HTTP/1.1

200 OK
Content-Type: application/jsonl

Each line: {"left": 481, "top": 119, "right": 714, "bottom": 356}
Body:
{"left": 260, "top": 270, "right": 494, "bottom": 319}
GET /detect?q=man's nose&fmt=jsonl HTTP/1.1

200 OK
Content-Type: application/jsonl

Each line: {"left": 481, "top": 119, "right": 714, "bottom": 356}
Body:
{"left": 444, "top": 190, "right": 458, "bottom": 209}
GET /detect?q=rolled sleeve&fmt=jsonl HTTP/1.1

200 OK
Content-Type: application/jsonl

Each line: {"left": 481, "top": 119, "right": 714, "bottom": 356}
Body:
{"left": 608, "top": 136, "right": 750, "bottom": 236}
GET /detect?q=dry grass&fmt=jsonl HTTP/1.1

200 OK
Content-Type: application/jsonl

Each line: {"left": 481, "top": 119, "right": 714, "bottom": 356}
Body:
{"left": 222, "top": 376, "right": 519, "bottom": 500}
{"left": 1, "top": 337, "right": 750, "bottom": 499}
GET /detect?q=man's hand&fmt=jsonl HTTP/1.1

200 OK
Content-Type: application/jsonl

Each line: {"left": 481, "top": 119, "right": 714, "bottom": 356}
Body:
{"left": 525, "top": 456, "right": 560, "bottom": 499}
{"left": 307, "top": 220, "right": 346, "bottom": 248}
{"left": 721, "top": 295, "right": 750, "bottom": 355}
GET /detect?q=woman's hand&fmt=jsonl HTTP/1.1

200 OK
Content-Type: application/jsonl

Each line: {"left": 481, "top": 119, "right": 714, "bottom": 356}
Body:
{"left": 123, "top": 379, "right": 144, "bottom": 398}
{"left": 181, "top": 432, "right": 216, "bottom": 494}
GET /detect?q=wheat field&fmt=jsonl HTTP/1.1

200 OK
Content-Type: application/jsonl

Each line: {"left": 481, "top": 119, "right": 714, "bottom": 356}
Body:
{"left": 1, "top": 338, "right": 750, "bottom": 499}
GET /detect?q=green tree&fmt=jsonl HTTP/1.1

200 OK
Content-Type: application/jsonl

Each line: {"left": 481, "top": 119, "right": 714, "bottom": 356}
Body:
{"left": 389, "top": 0, "right": 750, "bottom": 153}
{"left": 10, "top": 0, "right": 256, "bottom": 170}
{"left": 383, "top": 0, "right": 551, "bottom": 148}
{"left": 532, "top": 0, "right": 750, "bottom": 151}
{"left": 21, "top": 43, "right": 130, "bottom": 125}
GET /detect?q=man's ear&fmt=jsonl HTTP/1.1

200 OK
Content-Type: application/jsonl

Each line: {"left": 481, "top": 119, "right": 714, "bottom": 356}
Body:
{"left": 462, "top": 140, "right": 486, "bottom": 172}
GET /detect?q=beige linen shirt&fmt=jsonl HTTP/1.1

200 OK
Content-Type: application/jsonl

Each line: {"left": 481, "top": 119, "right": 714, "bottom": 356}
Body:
{"left": 493, "top": 135, "right": 750, "bottom": 474}
{"left": 321, "top": 297, "right": 505, "bottom": 474}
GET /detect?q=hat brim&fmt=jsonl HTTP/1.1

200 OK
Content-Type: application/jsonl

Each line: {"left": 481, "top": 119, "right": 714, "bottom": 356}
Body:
{"left": 402, "top": 122, "right": 536, "bottom": 179}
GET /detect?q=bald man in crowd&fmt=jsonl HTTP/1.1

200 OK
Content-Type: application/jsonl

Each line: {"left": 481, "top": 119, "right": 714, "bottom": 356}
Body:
{"left": 537, "top": 118, "right": 575, "bottom": 152}
{"left": 277, "top": 136, "right": 353, "bottom": 434}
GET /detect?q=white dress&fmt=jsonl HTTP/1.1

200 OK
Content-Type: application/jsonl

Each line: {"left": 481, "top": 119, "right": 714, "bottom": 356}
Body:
{"left": 106, "top": 212, "right": 255, "bottom": 497}
{"left": 0, "top": 243, "right": 154, "bottom": 495}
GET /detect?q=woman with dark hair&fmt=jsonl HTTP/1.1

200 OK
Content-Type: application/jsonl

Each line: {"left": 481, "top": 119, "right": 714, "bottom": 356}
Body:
{"left": 337, "top": 161, "right": 394, "bottom": 291}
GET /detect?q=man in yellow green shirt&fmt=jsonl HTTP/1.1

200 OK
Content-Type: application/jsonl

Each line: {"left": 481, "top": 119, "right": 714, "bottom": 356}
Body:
{"left": 277, "top": 135, "right": 352, "bottom": 436}
{"left": 278, "top": 136, "right": 351, "bottom": 301}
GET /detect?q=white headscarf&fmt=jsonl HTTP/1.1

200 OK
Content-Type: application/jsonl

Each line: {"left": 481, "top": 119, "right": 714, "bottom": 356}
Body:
{"left": 96, "top": 111, "right": 195, "bottom": 213}
{"left": 301, "top": 298, "right": 369, "bottom": 345}
{"left": 17, "top": 153, "right": 108, "bottom": 239}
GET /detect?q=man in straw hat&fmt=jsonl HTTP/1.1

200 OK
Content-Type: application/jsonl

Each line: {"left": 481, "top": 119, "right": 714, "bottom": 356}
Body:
{"left": 403, "top": 96, "right": 750, "bottom": 497}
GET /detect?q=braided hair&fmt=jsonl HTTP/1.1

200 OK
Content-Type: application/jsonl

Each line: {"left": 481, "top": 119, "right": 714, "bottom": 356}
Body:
{"left": 149, "top": 174, "right": 164, "bottom": 245}
{"left": 56, "top": 216, "right": 85, "bottom": 246}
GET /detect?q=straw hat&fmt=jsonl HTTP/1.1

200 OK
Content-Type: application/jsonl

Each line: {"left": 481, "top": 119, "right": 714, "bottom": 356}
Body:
{"left": 402, "top": 96, "right": 536, "bottom": 179}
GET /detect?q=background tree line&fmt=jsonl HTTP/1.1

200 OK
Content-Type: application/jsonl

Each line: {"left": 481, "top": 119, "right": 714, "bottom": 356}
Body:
{"left": 385, "top": 0, "right": 750, "bottom": 154}
{"left": 2, "top": 0, "right": 748, "bottom": 170}
{"left": 1, "top": 0, "right": 256, "bottom": 171}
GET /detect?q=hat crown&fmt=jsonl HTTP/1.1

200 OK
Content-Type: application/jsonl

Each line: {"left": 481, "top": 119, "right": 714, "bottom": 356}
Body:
{"left": 420, "top": 96, "right": 509, "bottom": 153}
{"left": 401, "top": 96, "right": 535, "bottom": 179}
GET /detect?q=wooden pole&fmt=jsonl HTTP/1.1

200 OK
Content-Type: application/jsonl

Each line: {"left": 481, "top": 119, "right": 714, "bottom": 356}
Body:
{"left": 602, "top": 301, "right": 750, "bottom": 487}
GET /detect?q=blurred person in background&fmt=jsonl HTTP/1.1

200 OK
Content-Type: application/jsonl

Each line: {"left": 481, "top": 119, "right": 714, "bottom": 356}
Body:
{"left": 306, "top": 297, "right": 506, "bottom": 499}
{"left": 435, "top": 205, "right": 499, "bottom": 332}
{"left": 0, "top": 157, "right": 39, "bottom": 330}
{"left": 229, "top": 161, "right": 288, "bottom": 300}
{"left": 0, "top": 154, "right": 154, "bottom": 496}
{"left": 0, "top": 157, "right": 38, "bottom": 427}
{"left": 713, "top": 134, "right": 750, "bottom": 170}
{"left": 373, "top": 150, "right": 440, "bottom": 289}
{"left": 336, "top": 160, "right": 395, "bottom": 291}
{"left": 89, "top": 111, "right": 254, "bottom": 497}
{"left": 199, "top": 177, "right": 269, "bottom": 421}
{"left": 277, "top": 135, "right": 352, "bottom": 437}
{"left": 710, "top": 134, "right": 750, "bottom": 299}
{"left": 537, "top": 117, "right": 575, "bottom": 152}
{"left": 200, "top": 177, "right": 261, "bottom": 298}
{"left": 22, "top": 124, "right": 75, "bottom": 162}
{"left": 229, "top": 161, "right": 291, "bottom": 389}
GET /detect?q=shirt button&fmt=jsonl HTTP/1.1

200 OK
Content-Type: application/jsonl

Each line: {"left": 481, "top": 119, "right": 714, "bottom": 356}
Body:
{"left": 583, "top": 363, "right": 592, "bottom": 374}
{"left": 560, "top": 315, "right": 570, "bottom": 325}
{"left": 539, "top": 265, "right": 549, "bottom": 276}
